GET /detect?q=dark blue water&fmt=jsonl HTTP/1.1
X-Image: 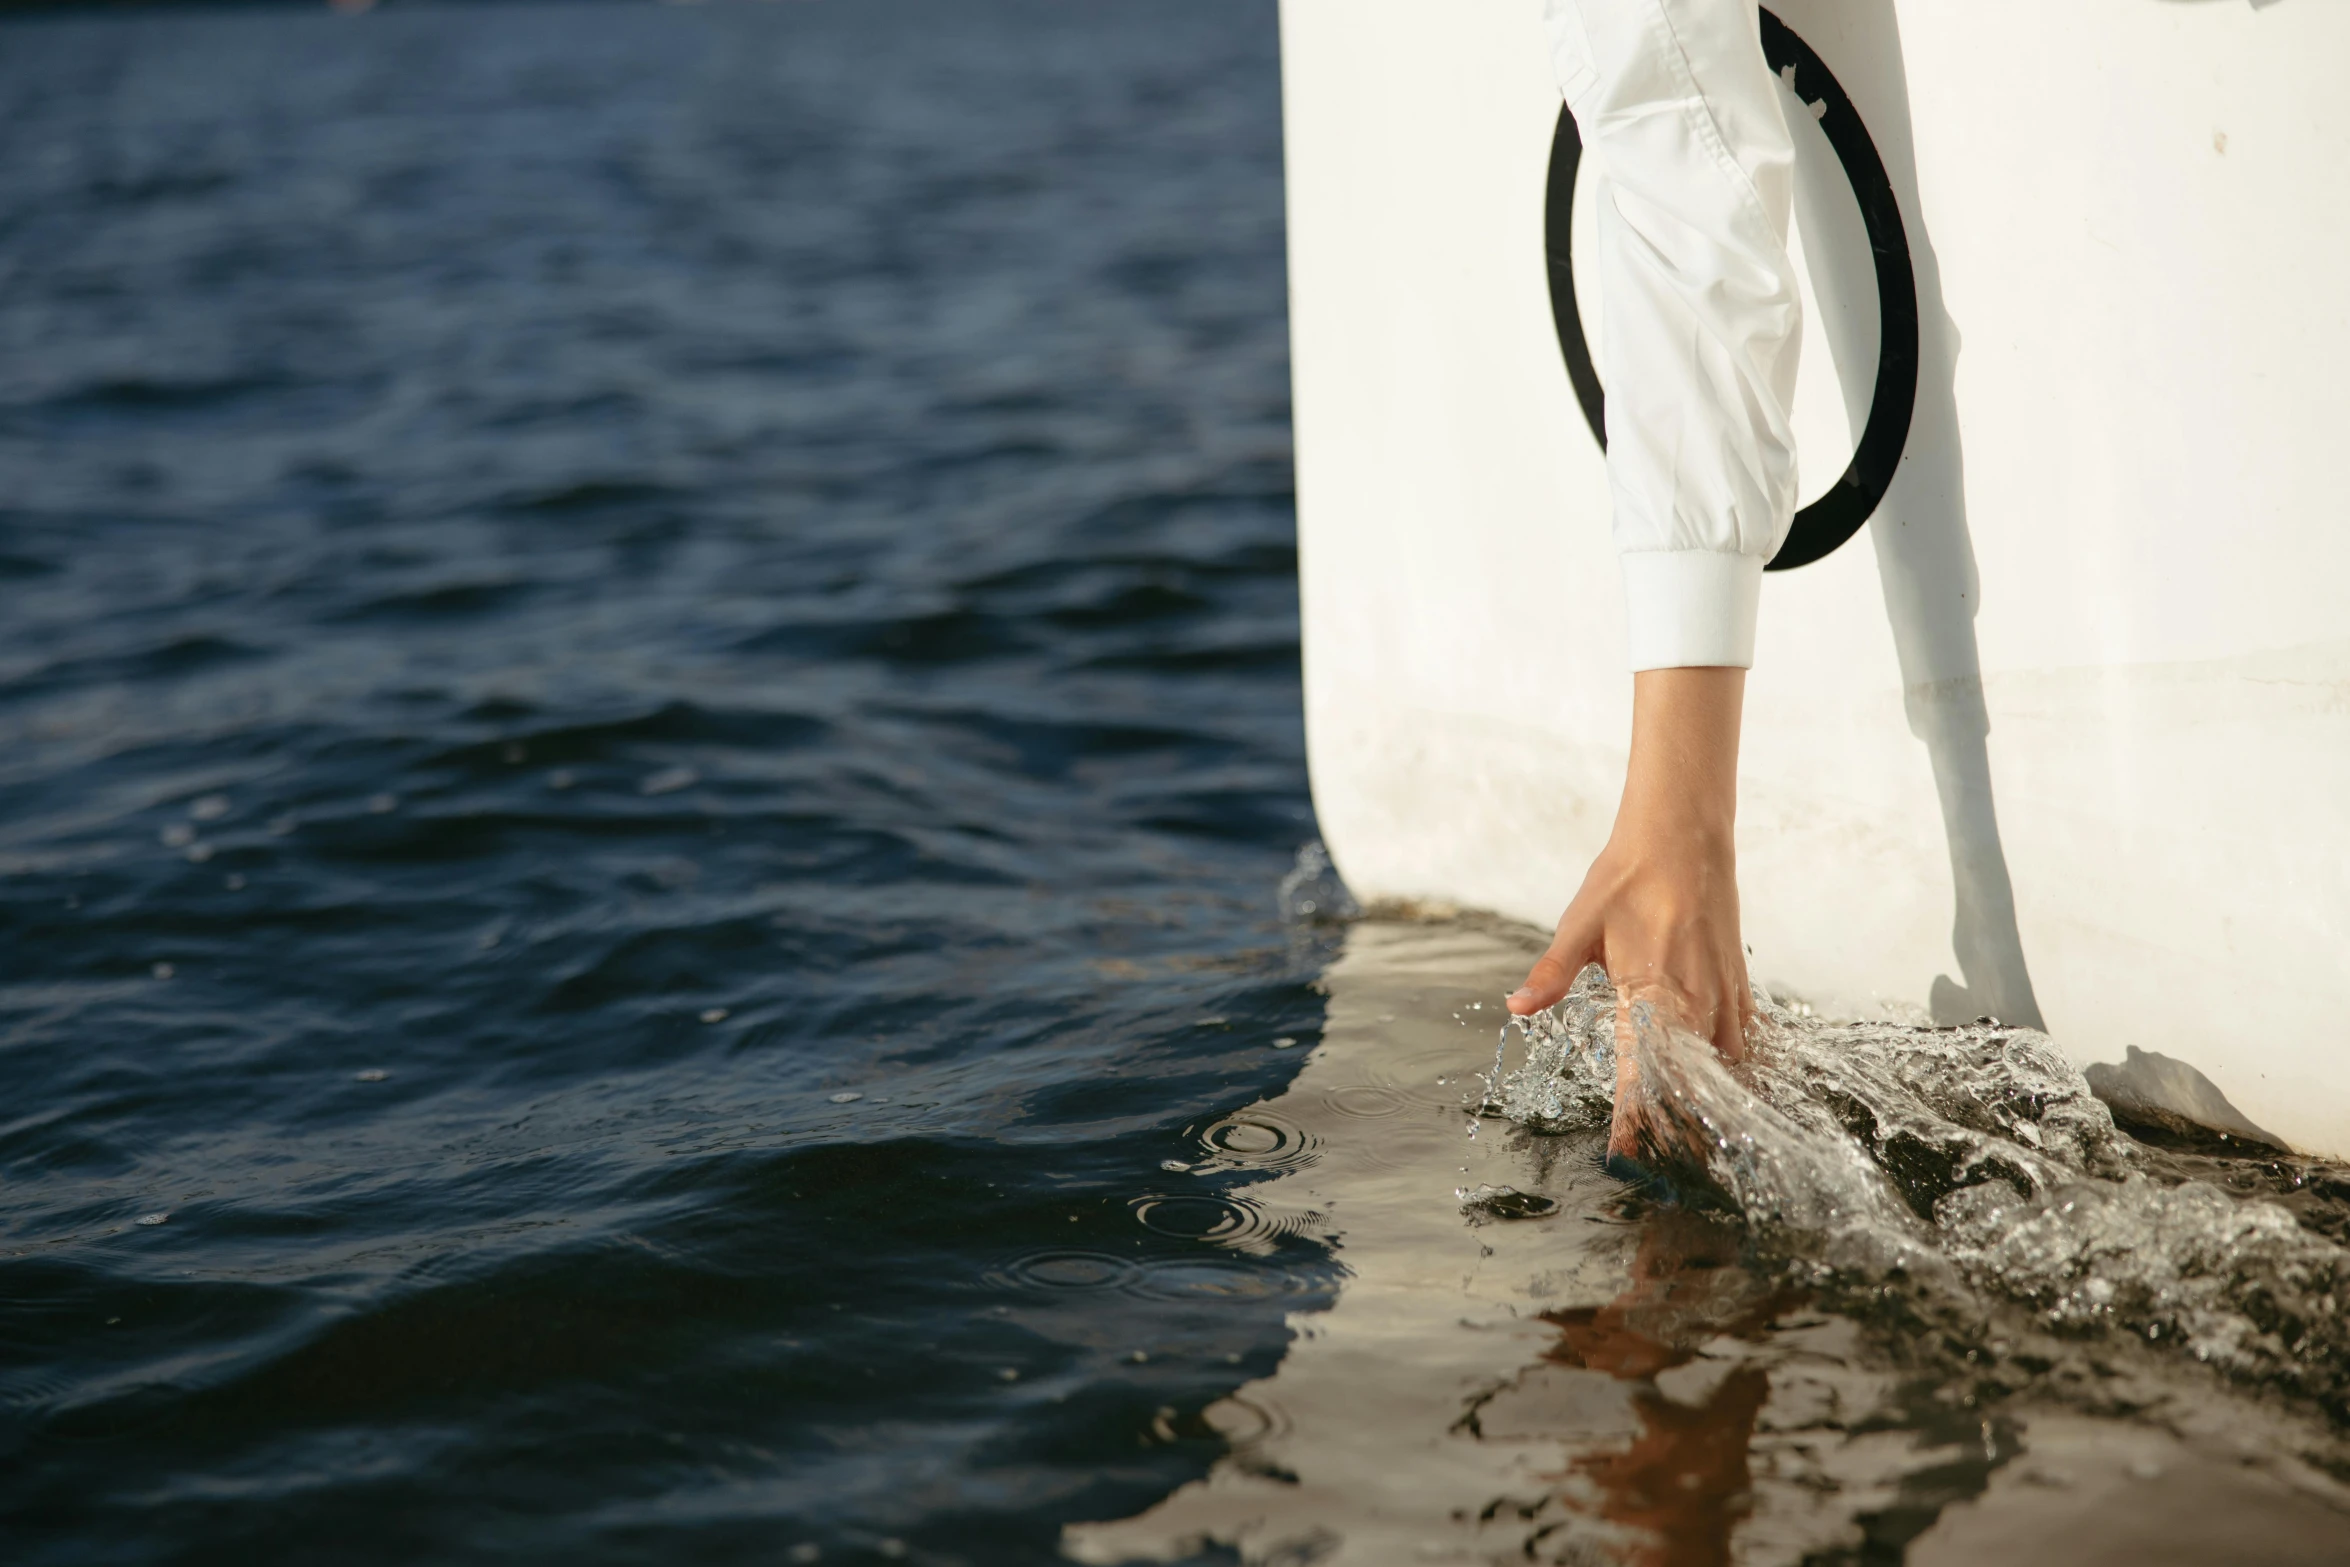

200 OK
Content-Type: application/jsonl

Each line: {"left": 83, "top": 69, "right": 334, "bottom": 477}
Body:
{"left": 0, "top": 4, "right": 1330, "bottom": 1559}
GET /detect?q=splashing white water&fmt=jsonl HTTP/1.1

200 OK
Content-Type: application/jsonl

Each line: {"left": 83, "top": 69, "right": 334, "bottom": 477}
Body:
{"left": 1495, "top": 965, "right": 2350, "bottom": 1411}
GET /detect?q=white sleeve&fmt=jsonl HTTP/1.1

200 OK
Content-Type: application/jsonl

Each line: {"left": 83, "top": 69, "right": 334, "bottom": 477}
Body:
{"left": 1544, "top": 0, "right": 1802, "bottom": 671}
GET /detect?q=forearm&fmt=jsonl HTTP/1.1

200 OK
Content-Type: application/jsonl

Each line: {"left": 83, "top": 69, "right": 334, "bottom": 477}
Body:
{"left": 1617, "top": 667, "right": 1745, "bottom": 846}
{"left": 1518, "top": 1, "right": 1778, "bottom": 1134}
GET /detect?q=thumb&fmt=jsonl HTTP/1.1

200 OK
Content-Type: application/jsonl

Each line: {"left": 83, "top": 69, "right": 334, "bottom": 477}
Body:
{"left": 1508, "top": 903, "right": 1600, "bottom": 1015}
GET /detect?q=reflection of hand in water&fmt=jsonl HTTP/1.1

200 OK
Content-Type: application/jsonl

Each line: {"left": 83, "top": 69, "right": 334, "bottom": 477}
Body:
{"left": 1509, "top": 668, "right": 1752, "bottom": 1162}
{"left": 1541, "top": 1214, "right": 1793, "bottom": 1567}
{"left": 1548, "top": 1214, "right": 1783, "bottom": 1372}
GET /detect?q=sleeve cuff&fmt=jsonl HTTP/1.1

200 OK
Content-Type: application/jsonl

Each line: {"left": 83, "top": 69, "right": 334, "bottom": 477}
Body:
{"left": 1619, "top": 550, "right": 1764, "bottom": 670}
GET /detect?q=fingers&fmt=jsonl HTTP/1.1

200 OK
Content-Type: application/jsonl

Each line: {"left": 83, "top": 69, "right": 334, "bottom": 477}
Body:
{"left": 1508, "top": 903, "right": 1600, "bottom": 1015}
{"left": 1607, "top": 992, "right": 1702, "bottom": 1169}
{"left": 1626, "top": 962, "right": 1748, "bottom": 1064}
{"left": 1606, "top": 994, "right": 1644, "bottom": 1161}
{"left": 1712, "top": 964, "right": 1752, "bottom": 1063}
{"left": 1608, "top": 987, "right": 1728, "bottom": 1171}
{"left": 1710, "top": 1008, "right": 1743, "bottom": 1063}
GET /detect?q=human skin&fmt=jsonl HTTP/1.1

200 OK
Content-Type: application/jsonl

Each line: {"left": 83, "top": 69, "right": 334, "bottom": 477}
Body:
{"left": 1506, "top": 666, "right": 1751, "bottom": 1157}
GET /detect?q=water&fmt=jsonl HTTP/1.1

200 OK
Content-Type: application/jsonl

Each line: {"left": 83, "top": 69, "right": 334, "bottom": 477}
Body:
{"left": 1500, "top": 968, "right": 2350, "bottom": 1414}
{"left": 4, "top": 4, "right": 2348, "bottom": 1564}
{"left": 1082, "top": 927, "right": 2350, "bottom": 1565}
{"left": 1, "top": 3, "right": 1319, "bottom": 1559}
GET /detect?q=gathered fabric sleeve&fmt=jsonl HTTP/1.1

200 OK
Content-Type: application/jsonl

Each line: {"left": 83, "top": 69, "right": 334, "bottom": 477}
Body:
{"left": 1543, "top": 0, "right": 1802, "bottom": 670}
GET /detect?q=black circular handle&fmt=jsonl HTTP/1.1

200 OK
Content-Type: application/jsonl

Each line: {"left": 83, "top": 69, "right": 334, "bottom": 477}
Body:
{"left": 1544, "top": 9, "right": 1919, "bottom": 572}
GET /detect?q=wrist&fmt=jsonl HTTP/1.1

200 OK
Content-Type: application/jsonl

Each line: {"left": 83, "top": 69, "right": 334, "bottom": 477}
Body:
{"left": 1617, "top": 762, "right": 1738, "bottom": 847}
{"left": 1608, "top": 803, "right": 1736, "bottom": 863}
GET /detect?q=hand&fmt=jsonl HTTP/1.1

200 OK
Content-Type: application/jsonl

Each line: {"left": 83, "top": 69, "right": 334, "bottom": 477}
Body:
{"left": 1507, "top": 668, "right": 1753, "bottom": 1158}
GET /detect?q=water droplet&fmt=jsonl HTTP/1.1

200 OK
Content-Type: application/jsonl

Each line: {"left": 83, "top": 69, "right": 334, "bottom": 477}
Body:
{"left": 190, "top": 794, "right": 231, "bottom": 821}
{"left": 1271, "top": 1036, "right": 1297, "bottom": 1050}
{"left": 1160, "top": 1160, "right": 1192, "bottom": 1173}
{"left": 135, "top": 1212, "right": 168, "bottom": 1226}
{"left": 700, "top": 1007, "right": 729, "bottom": 1024}
{"left": 151, "top": 962, "right": 175, "bottom": 980}
{"left": 356, "top": 1068, "right": 389, "bottom": 1082}
{"left": 1128, "top": 1350, "right": 1148, "bottom": 1363}
{"left": 1194, "top": 1016, "right": 1228, "bottom": 1028}
{"left": 366, "top": 793, "right": 399, "bottom": 814}
{"left": 828, "top": 1092, "right": 863, "bottom": 1104}
{"left": 997, "top": 1368, "right": 1019, "bottom": 1381}
{"left": 639, "top": 766, "right": 699, "bottom": 796}
{"left": 159, "top": 823, "right": 195, "bottom": 849}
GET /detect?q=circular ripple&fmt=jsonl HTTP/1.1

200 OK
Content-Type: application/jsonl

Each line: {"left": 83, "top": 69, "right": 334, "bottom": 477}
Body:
{"left": 1211, "top": 1120, "right": 1284, "bottom": 1156}
{"left": 1204, "top": 1392, "right": 1293, "bottom": 1450}
{"left": 1383, "top": 1041, "right": 1504, "bottom": 1105}
{"left": 985, "top": 1249, "right": 1144, "bottom": 1294}
{"left": 1195, "top": 1112, "right": 1320, "bottom": 1174}
{"left": 1323, "top": 1084, "right": 1415, "bottom": 1119}
{"left": 1129, "top": 1193, "right": 1311, "bottom": 1252}
{"left": 1130, "top": 1255, "right": 1320, "bottom": 1304}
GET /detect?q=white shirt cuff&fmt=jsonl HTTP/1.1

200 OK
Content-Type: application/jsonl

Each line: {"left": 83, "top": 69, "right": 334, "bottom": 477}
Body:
{"left": 1619, "top": 550, "right": 1764, "bottom": 670}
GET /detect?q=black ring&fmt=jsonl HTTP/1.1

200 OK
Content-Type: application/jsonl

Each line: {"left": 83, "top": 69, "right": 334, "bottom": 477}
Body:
{"left": 1544, "top": 9, "right": 1919, "bottom": 572}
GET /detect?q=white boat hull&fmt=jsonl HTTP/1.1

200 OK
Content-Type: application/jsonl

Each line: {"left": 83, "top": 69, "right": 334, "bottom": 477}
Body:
{"left": 1282, "top": 0, "right": 2350, "bottom": 1155}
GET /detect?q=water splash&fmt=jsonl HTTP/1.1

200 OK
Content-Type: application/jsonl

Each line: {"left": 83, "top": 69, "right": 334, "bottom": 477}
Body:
{"left": 1277, "top": 840, "right": 1358, "bottom": 925}
{"left": 1496, "top": 965, "right": 2350, "bottom": 1415}
{"left": 1455, "top": 1183, "right": 1559, "bottom": 1223}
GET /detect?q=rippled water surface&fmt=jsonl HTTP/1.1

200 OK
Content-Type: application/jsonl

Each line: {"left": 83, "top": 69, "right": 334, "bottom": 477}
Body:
{"left": 7, "top": 4, "right": 2350, "bottom": 1564}
{"left": 1083, "top": 928, "right": 2350, "bottom": 1566}
{"left": 1, "top": 3, "right": 1322, "bottom": 1560}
